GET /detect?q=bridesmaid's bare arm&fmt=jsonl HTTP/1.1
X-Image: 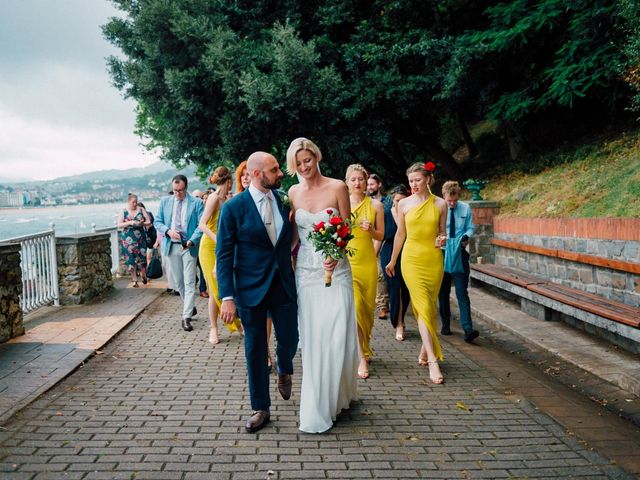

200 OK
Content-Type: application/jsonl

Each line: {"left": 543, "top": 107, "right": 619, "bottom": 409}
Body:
{"left": 198, "top": 194, "right": 219, "bottom": 242}
{"left": 335, "top": 181, "right": 351, "bottom": 220}
{"left": 369, "top": 199, "right": 384, "bottom": 242}
{"left": 385, "top": 199, "right": 408, "bottom": 277}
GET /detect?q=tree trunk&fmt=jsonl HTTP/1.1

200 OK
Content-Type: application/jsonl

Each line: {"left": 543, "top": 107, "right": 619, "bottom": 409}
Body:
{"left": 458, "top": 111, "right": 478, "bottom": 159}
{"left": 503, "top": 120, "right": 526, "bottom": 162}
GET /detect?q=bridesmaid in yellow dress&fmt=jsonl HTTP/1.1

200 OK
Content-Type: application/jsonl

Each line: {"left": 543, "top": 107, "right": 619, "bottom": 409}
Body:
{"left": 385, "top": 162, "right": 447, "bottom": 384}
{"left": 346, "top": 164, "right": 384, "bottom": 379}
{"left": 199, "top": 166, "right": 243, "bottom": 344}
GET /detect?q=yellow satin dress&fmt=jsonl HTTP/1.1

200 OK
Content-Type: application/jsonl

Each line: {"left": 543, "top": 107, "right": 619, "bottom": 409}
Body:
{"left": 199, "top": 208, "right": 241, "bottom": 333}
{"left": 401, "top": 195, "right": 444, "bottom": 360}
{"left": 348, "top": 196, "right": 377, "bottom": 359}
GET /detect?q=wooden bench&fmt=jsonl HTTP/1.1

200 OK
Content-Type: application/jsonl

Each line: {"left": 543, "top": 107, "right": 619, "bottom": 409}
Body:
{"left": 471, "top": 264, "right": 640, "bottom": 328}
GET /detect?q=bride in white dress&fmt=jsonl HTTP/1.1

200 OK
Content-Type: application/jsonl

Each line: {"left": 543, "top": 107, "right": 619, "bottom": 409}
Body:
{"left": 286, "top": 138, "right": 359, "bottom": 433}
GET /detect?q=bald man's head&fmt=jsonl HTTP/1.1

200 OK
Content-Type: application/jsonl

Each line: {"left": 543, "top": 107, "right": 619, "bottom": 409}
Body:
{"left": 247, "top": 151, "right": 267, "bottom": 173}
{"left": 246, "top": 151, "right": 283, "bottom": 192}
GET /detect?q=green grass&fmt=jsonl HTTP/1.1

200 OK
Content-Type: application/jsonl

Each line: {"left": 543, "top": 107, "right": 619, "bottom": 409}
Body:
{"left": 479, "top": 130, "right": 640, "bottom": 217}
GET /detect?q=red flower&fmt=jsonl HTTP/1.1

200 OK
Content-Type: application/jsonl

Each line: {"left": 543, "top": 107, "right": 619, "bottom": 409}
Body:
{"left": 326, "top": 209, "right": 333, "bottom": 214}
{"left": 425, "top": 161, "right": 436, "bottom": 173}
{"left": 314, "top": 221, "right": 325, "bottom": 231}
{"left": 329, "top": 216, "right": 342, "bottom": 226}
{"left": 337, "top": 225, "right": 350, "bottom": 238}
{"left": 336, "top": 240, "right": 346, "bottom": 247}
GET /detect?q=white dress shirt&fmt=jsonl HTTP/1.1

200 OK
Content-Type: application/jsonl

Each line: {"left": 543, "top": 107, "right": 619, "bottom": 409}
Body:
{"left": 248, "top": 184, "right": 283, "bottom": 240}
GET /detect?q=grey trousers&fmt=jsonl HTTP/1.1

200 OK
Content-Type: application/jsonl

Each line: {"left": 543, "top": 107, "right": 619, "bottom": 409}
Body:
{"left": 167, "top": 243, "right": 197, "bottom": 319}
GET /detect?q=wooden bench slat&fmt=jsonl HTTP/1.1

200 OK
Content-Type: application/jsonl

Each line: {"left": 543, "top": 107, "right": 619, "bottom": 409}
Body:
{"left": 547, "top": 283, "right": 640, "bottom": 316}
{"left": 471, "top": 264, "right": 640, "bottom": 328}
{"left": 528, "top": 284, "right": 640, "bottom": 328}
{"left": 471, "top": 264, "right": 546, "bottom": 288}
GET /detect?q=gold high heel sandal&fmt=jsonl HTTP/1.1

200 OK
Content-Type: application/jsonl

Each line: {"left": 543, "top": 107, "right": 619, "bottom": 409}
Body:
{"left": 427, "top": 361, "right": 444, "bottom": 384}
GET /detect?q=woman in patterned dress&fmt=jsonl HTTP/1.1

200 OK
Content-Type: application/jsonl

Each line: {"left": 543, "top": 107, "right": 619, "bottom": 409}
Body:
{"left": 118, "top": 193, "right": 152, "bottom": 287}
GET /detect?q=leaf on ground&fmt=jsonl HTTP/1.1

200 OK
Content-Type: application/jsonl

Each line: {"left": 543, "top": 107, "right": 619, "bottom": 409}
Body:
{"left": 405, "top": 435, "right": 420, "bottom": 441}
{"left": 95, "top": 350, "right": 104, "bottom": 355}
{"left": 455, "top": 401, "right": 470, "bottom": 412}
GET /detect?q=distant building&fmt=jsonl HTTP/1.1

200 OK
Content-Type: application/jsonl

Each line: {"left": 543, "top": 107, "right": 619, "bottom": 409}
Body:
{"left": 0, "top": 192, "right": 25, "bottom": 207}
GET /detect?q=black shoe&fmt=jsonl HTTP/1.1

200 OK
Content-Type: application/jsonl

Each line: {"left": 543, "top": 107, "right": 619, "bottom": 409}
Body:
{"left": 166, "top": 288, "right": 173, "bottom": 293}
{"left": 441, "top": 327, "right": 452, "bottom": 336}
{"left": 182, "top": 318, "right": 193, "bottom": 332}
{"left": 277, "top": 374, "right": 292, "bottom": 400}
{"left": 464, "top": 330, "right": 479, "bottom": 343}
{"left": 192, "top": 307, "right": 197, "bottom": 317}
{"left": 174, "top": 290, "right": 181, "bottom": 296}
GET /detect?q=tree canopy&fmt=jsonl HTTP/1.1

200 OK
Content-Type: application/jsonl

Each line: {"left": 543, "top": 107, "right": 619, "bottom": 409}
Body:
{"left": 103, "top": 0, "right": 640, "bottom": 184}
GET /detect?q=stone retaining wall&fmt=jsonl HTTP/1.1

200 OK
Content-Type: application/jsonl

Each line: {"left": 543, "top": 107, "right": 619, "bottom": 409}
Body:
{"left": 468, "top": 201, "right": 500, "bottom": 264}
{"left": 57, "top": 233, "right": 114, "bottom": 305}
{"left": 0, "top": 243, "right": 24, "bottom": 342}
{"left": 493, "top": 218, "right": 640, "bottom": 307}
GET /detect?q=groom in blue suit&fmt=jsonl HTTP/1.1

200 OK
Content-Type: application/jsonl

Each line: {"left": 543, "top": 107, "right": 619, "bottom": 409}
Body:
{"left": 217, "top": 151, "right": 298, "bottom": 433}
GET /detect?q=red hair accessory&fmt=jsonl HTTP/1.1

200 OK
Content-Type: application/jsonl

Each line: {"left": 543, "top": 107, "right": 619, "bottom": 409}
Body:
{"left": 425, "top": 162, "right": 436, "bottom": 173}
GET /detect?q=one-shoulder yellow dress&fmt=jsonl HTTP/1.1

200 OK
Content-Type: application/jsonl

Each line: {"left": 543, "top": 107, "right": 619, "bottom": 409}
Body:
{"left": 199, "top": 208, "right": 241, "bottom": 333}
{"left": 401, "top": 195, "right": 444, "bottom": 360}
{"left": 348, "top": 196, "right": 377, "bottom": 359}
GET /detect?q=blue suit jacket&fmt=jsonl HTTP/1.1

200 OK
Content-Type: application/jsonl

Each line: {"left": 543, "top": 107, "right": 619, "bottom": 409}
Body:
{"left": 216, "top": 189, "right": 296, "bottom": 308}
{"left": 153, "top": 193, "right": 204, "bottom": 257}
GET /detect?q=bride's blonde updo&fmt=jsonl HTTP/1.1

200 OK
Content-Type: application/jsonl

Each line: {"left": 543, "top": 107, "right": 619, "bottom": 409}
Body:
{"left": 286, "top": 137, "right": 322, "bottom": 176}
{"left": 209, "top": 166, "right": 232, "bottom": 185}
{"left": 345, "top": 163, "right": 369, "bottom": 182}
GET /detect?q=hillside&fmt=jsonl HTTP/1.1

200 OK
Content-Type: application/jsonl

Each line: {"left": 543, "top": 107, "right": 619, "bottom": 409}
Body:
{"left": 480, "top": 130, "right": 640, "bottom": 218}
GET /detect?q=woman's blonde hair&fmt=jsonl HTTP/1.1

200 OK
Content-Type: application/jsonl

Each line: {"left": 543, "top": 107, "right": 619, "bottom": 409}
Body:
{"left": 127, "top": 192, "right": 138, "bottom": 201}
{"left": 405, "top": 162, "right": 433, "bottom": 177}
{"left": 286, "top": 137, "right": 322, "bottom": 176}
{"left": 406, "top": 162, "right": 435, "bottom": 191}
{"left": 209, "top": 166, "right": 232, "bottom": 186}
{"left": 345, "top": 163, "right": 369, "bottom": 182}
{"left": 235, "top": 160, "right": 248, "bottom": 192}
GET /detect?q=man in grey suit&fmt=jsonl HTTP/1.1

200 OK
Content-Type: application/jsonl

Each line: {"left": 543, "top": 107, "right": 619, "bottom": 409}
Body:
{"left": 154, "top": 174, "right": 205, "bottom": 331}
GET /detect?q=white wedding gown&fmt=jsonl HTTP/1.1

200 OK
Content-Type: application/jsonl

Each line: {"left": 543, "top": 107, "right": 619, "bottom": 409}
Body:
{"left": 296, "top": 208, "right": 359, "bottom": 433}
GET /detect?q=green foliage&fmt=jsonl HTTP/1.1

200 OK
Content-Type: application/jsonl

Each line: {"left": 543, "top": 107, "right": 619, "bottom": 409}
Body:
{"left": 103, "top": 0, "right": 640, "bottom": 184}
{"left": 619, "top": 0, "right": 640, "bottom": 113}
{"left": 483, "top": 129, "right": 640, "bottom": 217}
{"left": 448, "top": 0, "right": 630, "bottom": 122}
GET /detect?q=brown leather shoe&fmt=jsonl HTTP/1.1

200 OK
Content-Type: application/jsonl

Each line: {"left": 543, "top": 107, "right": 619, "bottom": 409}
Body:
{"left": 245, "top": 410, "right": 270, "bottom": 433}
{"left": 277, "top": 373, "right": 292, "bottom": 400}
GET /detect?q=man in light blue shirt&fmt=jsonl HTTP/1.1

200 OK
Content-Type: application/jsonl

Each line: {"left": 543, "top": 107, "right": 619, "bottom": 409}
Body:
{"left": 439, "top": 181, "right": 479, "bottom": 343}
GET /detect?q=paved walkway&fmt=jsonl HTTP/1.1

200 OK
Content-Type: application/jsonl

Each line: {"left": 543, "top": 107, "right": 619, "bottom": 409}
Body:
{"left": 0, "top": 279, "right": 164, "bottom": 424}
{"left": 465, "top": 287, "right": 640, "bottom": 398}
{"left": 1, "top": 289, "right": 638, "bottom": 479}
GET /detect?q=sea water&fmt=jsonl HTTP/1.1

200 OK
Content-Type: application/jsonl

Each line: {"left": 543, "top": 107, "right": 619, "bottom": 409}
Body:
{"left": 0, "top": 201, "right": 160, "bottom": 242}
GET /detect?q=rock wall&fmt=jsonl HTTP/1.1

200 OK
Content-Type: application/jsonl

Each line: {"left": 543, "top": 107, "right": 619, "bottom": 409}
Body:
{"left": 0, "top": 243, "right": 24, "bottom": 342}
{"left": 57, "top": 233, "right": 114, "bottom": 305}
{"left": 468, "top": 201, "right": 501, "bottom": 264}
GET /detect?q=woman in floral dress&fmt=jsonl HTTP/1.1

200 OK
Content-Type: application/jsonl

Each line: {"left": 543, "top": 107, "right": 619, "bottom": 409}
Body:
{"left": 118, "top": 193, "right": 151, "bottom": 287}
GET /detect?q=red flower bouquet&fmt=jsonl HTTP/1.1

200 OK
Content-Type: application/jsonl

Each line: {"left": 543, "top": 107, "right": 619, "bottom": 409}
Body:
{"left": 307, "top": 209, "right": 355, "bottom": 286}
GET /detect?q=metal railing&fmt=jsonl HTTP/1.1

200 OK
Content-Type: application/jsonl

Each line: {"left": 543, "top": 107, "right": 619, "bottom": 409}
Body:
{"left": 92, "top": 223, "right": 120, "bottom": 275}
{"left": 4, "top": 226, "right": 60, "bottom": 314}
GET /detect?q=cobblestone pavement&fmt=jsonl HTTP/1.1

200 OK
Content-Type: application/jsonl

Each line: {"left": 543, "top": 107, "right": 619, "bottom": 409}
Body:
{"left": 0, "top": 292, "right": 634, "bottom": 479}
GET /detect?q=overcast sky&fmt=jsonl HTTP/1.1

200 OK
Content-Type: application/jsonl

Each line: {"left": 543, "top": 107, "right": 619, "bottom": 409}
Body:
{"left": 0, "top": 0, "right": 160, "bottom": 182}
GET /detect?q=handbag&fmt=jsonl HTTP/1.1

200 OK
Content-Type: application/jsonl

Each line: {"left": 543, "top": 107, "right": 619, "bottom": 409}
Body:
{"left": 147, "top": 249, "right": 163, "bottom": 279}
